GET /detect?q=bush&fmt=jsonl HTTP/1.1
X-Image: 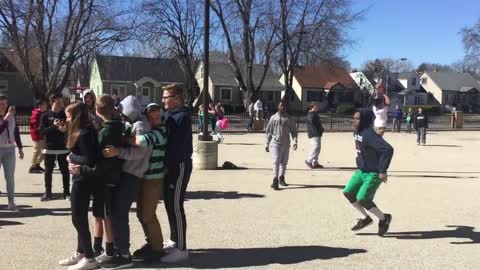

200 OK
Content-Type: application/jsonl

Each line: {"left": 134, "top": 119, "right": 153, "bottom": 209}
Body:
{"left": 336, "top": 103, "right": 356, "bottom": 114}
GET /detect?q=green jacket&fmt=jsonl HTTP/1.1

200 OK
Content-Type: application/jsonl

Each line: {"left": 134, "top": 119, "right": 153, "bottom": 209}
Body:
{"left": 98, "top": 119, "right": 125, "bottom": 186}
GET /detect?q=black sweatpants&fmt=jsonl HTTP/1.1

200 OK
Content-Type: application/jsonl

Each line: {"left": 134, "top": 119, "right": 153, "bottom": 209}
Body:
{"left": 71, "top": 180, "right": 95, "bottom": 258}
{"left": 110, "top": 172, "right": 140, "bottom": 255}
{"left": 164, "top": 159, "right": 192, "bottom": 251}
{"left": 44, "top": 153, "right": 70, "bottom": 195}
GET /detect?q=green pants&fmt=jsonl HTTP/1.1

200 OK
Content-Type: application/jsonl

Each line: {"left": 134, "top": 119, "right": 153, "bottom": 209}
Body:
{"left": 343, "top": 170, "right": 381, "bottom": 202}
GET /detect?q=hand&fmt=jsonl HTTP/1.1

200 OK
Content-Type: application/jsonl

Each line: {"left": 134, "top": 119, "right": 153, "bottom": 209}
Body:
{"left": 265, "top": 146, "right": 269, "bottom": 152}
{"left": 66, "top": 154, "right": 71, "bottom": 163}
{"left": 58, "top": 124, "right": 67, "bottom": 133}
{"left": 69, "top": 163, "right": 81, "bottom": 175}
{"left": 379, "top": 173, "right": 388, "bottom": 183}
{"left": 18, "top": 148, "right": 24, "bottom": 160}
{"left": 293, "top": 143, "right": 298, "bottom": 151}
{"left": 103, "top": 145, "right": 118, "bottom": 158}
{"left": 53, "top": 119, "right": 62, "bottom": 127}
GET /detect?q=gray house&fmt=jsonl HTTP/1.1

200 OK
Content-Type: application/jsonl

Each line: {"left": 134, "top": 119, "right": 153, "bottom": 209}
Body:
{"left": 195, "top": 62, "right": 284, "bottom": 110}
{"left": 0, "top": 48, "right": 37, "bottom": 108}
{"left": 90, "top": 55, "right": 186, "bottom": 107}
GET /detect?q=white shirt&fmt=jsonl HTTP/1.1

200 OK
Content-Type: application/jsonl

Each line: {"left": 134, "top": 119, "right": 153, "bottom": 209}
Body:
{"left": 372, "top": 105, "right": 388, "bottom": 128}
{"left": 254, "top": 100, "right": 263, "bottom": 111}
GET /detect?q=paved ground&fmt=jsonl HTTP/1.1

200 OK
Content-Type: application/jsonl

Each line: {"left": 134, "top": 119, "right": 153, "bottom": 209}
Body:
{"left": 1, "top": 131, "right": 479, "bottom": 270}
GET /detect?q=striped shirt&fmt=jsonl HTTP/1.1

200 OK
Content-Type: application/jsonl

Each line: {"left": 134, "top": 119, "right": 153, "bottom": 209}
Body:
{"left": 138, "top": 126, "right": 168, "bottom": 180}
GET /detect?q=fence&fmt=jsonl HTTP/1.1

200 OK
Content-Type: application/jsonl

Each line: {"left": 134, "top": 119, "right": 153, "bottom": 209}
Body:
{"left": 15, "top": 113, "right": 480, "bottom": 134}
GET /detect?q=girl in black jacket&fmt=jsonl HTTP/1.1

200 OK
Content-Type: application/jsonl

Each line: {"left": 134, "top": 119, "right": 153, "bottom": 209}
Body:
{"left": 58, "top": 102, "right": 100, "bottom": 270}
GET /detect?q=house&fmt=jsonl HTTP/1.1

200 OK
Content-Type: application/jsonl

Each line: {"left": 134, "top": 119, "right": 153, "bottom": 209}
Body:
{"left": 195, "top": 62, "right": 284, "bottom": 110}
{"left": 89, "top": 55, "right": 186, "bottom": 107}
{"left": 419, "top": 71, "right": 480, "bottom": 112}
{"left": 0, "top": 48, "right": 39, "bottom": 108}
{"left": 280, "top": 65, "right": 360, "bottom": 111}
{"left": 350, "top": 71, "right": 375, "bottom": 107}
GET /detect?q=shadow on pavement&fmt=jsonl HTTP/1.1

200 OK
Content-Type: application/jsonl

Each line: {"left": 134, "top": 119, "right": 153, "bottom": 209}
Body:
{"left": 357, "top": 225, "right": 479, "bottom": 244}
{"left": 186, "top": 191, "right": 265, "bottom": 200}
{"left": 390, "top": 175, "right": 477, "bottom": 179}
{"left": 423, "top": 144, "right": 462, "bottom": 147}
{"left": 0, "top": 220, "right": 24, "bottom": 227}
{"left": 222, "top": 143, "right": 262, "bottom": 146}
{"left": 136, "top": 245, "right": 367, "bottom": 269}
{"left": 0, "top": 206, "right": 70, "bottom": 218}
{"left": 282, "top": 184, "right": 345, "bottom": 190}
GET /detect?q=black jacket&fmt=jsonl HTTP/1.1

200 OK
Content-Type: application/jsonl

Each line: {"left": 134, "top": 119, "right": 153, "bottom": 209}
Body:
{"left": 163, "top": 106, "right": 193, "bottom": 167}
{"left": 69, "top": 126, "right": 100, "bottom": 182}
{"left": 307, "top": 111, "right": 324, "bottom": 138}
{"left": 354, "top": 109, "right": 394, "bottom": 174}
{"left": 413, "top": 112, "right": 428, "bottom": 129}
{"left": 39, "top": 110, "right": 67, "bottom": 150}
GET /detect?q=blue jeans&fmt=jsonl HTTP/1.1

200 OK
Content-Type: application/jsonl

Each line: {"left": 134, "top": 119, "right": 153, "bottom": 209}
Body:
{"left": 0, "top": 147, "right": 16, "bottom": 205}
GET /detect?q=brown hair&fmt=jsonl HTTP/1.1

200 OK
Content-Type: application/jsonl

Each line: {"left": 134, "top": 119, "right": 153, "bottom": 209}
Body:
{"left": 49, "top": 93, "right": 63, "bottom": 105}
{"left": 163, "top": 84, "right": 184, "bottom": 102}
{"left": 66, "top": 102, "right": 92, "bottom": 149}
{"left": 96, "top": 95, "right": 116, "bottom": 119}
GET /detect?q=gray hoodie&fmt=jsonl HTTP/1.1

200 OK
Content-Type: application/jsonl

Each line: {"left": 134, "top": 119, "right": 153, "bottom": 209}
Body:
{"left": 266, "top": 112, "right": 298, "bottom": 147}
{"left": 82, "top": 89, "right": 103, "bottom": 130}
{"left": 116, "top": 95, "right": 152, "bottom": 179}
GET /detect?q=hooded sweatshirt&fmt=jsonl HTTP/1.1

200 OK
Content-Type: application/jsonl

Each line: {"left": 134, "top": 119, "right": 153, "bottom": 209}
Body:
{"left": 83, "top": 90, "right": 103, "bottom": 130}
{"left": 116, "top": 96, "right": 152, "bottom": 178}
{"left": 162, "top": 105, "right": 193, "bottom": 166}
{"left": 97, "top": 119, "right": 124, "bottom": 185}
{"left": 266, "top": 112, "right": 298, "bottom": 146}
{"left": 354, "top": 109, "right": 394, "bottom": 174}
{"left": 29, "top": 107, "right": 44, "bottom": 142}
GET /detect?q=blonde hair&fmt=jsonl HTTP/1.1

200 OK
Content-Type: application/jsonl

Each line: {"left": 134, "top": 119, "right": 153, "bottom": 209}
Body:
{"left": 163, "top": 84, "right": 185, "bottom": 102}
{"left": 66, "top": 102, "right": 91, "bottom": 149}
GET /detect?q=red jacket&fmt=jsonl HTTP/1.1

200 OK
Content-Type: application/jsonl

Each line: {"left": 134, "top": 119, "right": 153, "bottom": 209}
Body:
{"left": 29, "top": 108, "right": 44, "bottom": 141}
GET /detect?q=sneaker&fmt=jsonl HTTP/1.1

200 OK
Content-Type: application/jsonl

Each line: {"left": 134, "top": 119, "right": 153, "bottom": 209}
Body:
{"left": 94, "top": 248, "right": 105, "bottom": 258}
{"left": 305, "top": 160, "right": 313, "bottom": 169}
{"left": 133, "top": 244, "right": 152, "bottom": 259}
{"left": 7, "top": 203, "right": 16, "bottom": 211}
{"left": 96, "top": 252, "right": 114, "bottom": 264}
{"left": 271, "top": 177, "right": 280, "bottom": 190}
{"left": 313, "top": 163, "right": 324, "bottom": 169}
{"left": 36, "top": 165, "right": 45, "bottom": 172}
{"left": 68, "top": 257, "right": 98, "bottom": 270}
{"left": 378, "top": 213, "right": 392, "bottom": 236}
{"left": 351, "top": 216, "right": 373, "bottom": 231}
{"left": 160, "top": 249, "right": 189, "bottom": 263}
{"left": 41, "top": 193, "right": 53, "bottom": 201}
{"left": 29, "top": 166, "right": 43, "bottom": 174}
{"left": 163, "top": 240, "right": 176, "bottom": 250}
{"left": 63, "top": 193, "right": 71, "bottom": 201}
{"left": 101, "top": 254, "right": 133, "bottom": 269}
{"left": 279, "top": 175, "right": 288, "bottom": 186}
{"left": 59, "top": 252, "right": 84, "bottom": 266}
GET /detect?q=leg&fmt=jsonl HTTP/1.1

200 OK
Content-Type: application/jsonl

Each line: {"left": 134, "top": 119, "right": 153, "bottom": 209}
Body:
{"left": 279, "top": 144, "right": 290, "bottom": 177}
{"left": 416, "top": 129, "right": 421, "bottom": 144}
{"left": 43, "top": 154, "right": 55, "bottom": 196}
{"left": 93, "top": 217, "right": 104, "bottom": 255}
{"left": 36, "top": 140, "right": 45, "bottom": 166}
{"left": 398, "top": 120, "right": 401, "bottom": 133}
{"left": 137, "top": 180, "right": 164, "bottom": 252}
{"left": 307, "top": 137, "right": 320, "bottom": 165}
{"left": 71, "top": 181, "right": 95, "bottom": 258}
{"left": 421, "top": 128, "right": 427, "bottom": 144}
{"left": 31, "top": 141, "right": 41, "bottom": 167}
{"left": 2, "top": 149, "right": 16, "bottom": 206}
{"left": 56, "top": 154, "right": 70, "bottom": 196}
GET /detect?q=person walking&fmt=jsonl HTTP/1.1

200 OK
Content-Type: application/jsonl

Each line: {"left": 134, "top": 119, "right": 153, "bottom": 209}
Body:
{"left": 215, "top": 104, "right": 226, "bottom": 143}
{"left": 198, "top": 104, "right": 205, "bottom": 134}
{"left": 265, "top": 101, "right": 298, "bottom": 190}
{"left": 0, "top": 95, "right": 24, "bottom": 211}
{"left": 414, "top": 107, "right": 428, "bottom": 145}
{"left": 392, "top": 105, "right": 403, "bottom": 133}
{"left": 208, "top": 103, "right": 217, "bottom": 134}
{"left": 29, "top": 99, "right": 48, "bottom": 173}
{"left": 247, "top": 102, "right": 255, "bottom": 131}
{"left": 305, "top": 103, "right": 324, "bottom": 169}
{"left": 405, "top": 107, "right": 414, "bottom": 133}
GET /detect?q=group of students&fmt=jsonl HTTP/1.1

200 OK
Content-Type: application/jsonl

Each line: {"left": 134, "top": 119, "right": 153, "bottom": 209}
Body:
{"left": 197, "top": 102, "right": 228, "bottom": 142}
{"left": 17, "top": 85, "right": 193, "bottom": 270}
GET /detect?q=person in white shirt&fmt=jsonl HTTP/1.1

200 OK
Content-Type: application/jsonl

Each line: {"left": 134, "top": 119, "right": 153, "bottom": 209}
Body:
{"left": 371, "top": 81, "right": 390, "bottom": 136}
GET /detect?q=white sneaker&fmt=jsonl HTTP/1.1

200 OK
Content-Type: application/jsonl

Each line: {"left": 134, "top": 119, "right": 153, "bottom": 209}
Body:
{"left": 163, "top": 240, "right": 176, "bottom": 250}
{"left": 160, "top": 248, "right": 189, "bottom": 263}
{"left": 68, "top": 257, "right": 98, "bottom": 270}
{"left": 95, "top": 252, "right": 114, "bottom": 264}
{"left": 59, "top": 252, "right": 84, "bottom": 266}
{"left": 7, "top": 203, "right": 16, "bottom": 211}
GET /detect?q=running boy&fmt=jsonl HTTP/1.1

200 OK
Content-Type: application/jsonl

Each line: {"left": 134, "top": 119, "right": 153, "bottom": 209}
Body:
{"left": 343, "top": 109, "right": 394, "bottom": 236}
{"left": 265, "top": 101, "right": 298, "bottom": 190}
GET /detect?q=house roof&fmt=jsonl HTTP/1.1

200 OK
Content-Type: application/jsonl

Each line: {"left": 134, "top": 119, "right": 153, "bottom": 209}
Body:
{"left": 0, "top": 47, "right": 42, "bottom": 75}
{"left": 209, "top": 62, "right": 283, "bottom": 91}
{"left": 294, "top": 65, "right": 357, "bottom": 89}
{"left": 95, "top": 55, "right": 186, "bottom": 83}
{"left": 324, "top": 81, "right": 344, "bottom": 89}
{"left": 398, "top": 88, "right": 425, "bottom": 96}
{"left": 459, "top": 86, "right": 478, "bottom": 93}
{"left": 426, "top": 71, "right": 480, "bottom": 92}
{"left": 396, "top": 72, "right": 418, "bottom": 79}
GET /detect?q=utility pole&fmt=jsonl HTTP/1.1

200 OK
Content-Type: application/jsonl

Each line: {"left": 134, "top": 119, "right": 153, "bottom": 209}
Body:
{"left": 199, "top": 0, "right": 212, "bottom": 142}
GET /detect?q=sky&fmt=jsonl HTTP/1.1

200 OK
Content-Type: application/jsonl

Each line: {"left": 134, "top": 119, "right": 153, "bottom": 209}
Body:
{"left": 345, "top": 0, "right": 480, "bottom": 69}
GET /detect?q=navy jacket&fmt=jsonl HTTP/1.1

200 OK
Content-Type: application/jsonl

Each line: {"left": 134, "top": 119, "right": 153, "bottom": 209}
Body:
{"left": 163, "top": 106, "right": 193, "bottom": 167}
{"left": 354, "top": 109, "right": 394, "bottom": 174}
{"left": 307, "top": 111, "right": 324, "bottom": 138}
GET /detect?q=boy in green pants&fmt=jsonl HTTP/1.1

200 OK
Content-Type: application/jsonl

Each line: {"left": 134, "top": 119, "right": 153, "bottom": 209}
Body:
{"left": 343, "top": 109, "right": 394, "bottom": 236}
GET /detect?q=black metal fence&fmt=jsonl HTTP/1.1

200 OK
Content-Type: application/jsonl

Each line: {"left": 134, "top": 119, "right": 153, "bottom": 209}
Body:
{"left": 15, "top": 113, "right": 480, "bottom": 134}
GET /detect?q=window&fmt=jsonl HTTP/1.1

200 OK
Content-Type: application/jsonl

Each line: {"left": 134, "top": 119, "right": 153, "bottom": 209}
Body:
{"left": 142, "top": 87, "right": 150, "bottom": 97}
{"left": 421, "top": 78, "right": 427, "bottom": 85}
{"left": 411, "top": 78, "right": 417, "bottom": 86}
{"left": 415, "top": 95, "right": 425, "bottom": 105}
{"left": 220, "top": 88, "right": 232, "bottom": 101}
{"left": 359, "top": 77, "right": 364, "bottom": 86}
{"left": 110, "top": 85, "right": 126, "bottom": 97}
{"left": 0, "top": 80, "right": 7, "bottom": 93}
{"left": 306, "top": 90, "right": 323, "bottom": 102}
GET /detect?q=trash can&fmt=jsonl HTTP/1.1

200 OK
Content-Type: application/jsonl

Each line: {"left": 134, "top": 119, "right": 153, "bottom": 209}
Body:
{"left": 253, "top": 119, "right": 264, "bottom": 131}
{"left": 454, "top": 111, "right": 464, "bottom": 128}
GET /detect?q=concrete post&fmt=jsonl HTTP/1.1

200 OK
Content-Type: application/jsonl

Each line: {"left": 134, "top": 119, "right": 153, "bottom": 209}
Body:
{"left": 193, "top": 140, "right": 218, "bottom": 170}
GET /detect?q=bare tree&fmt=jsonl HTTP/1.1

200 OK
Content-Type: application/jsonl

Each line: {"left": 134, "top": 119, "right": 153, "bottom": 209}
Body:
{"left": 210, "top": 0, "right": 278, "bottom": 106}
{"left": 462, "top": 18, "right": 480, "bottom": 59}
{"left": 0, "top": 0, "right": 134, "bottom": 98}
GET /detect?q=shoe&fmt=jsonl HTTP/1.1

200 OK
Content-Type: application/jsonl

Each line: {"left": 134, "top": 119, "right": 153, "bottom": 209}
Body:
{"left": 378, "top": 213, "right": 392, "bottom": 237}
{"left": 199, "top": 132, "right": 204, "bottom": 136}
{"left": 271, "top": 177, "right": 280, "bottom": 190}
{"left": 417, "top": 142, "right": 420, "bottom": 145}
{"left": 305, "top": 160, "right": 313, "bottom": 169}
{"left": 36, "top": 165, "right": 45, "bottom": 172}
{"left": 133, "top": 244, "right": 152, "bottom": 259}
{"left": 29, "top": 166, "right": 43, "bottom": 174}
{"left": 63, "top": 193, "right": 71, "bottom": 201}
{"left": 160, "top": 249, "right": 189, "bottom": 263}
{"left": 96, "top": 252, "right": 114, "bottom": 264}
{"left": 59, "top": 252, "right": 84, "bottom": 266}
{"left": 279, "top": 175, "right": 288, "bottom": 186}
{"left": 41, "top": 193, "right": 53, "bottom": 201}
{"left": 351, "top": 216, "right": 373, "bottom": 231}
{"left": 68, "top": 257, "right": 98, "bottom": 270}
{"left": 422, "top": 143, "right": 426, "bottom": 146}
{"left": 7, "top": 203, "right": 17, "bottom": 211}
{"left": 313, "top": 163, "right": 324, "bottom": 169}
{"left": 94, "top": 248, "right": 105, "bottom": 258}
{"left": 163, "top": 240, "right": 176, "bottom": 250}
{"left": 101, "top": 254, "right": 133, "bottom": 269}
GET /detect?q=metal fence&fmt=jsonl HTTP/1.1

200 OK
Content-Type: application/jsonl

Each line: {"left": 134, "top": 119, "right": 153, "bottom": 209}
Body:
{"left": 15, "top": 113, "right": 480, "bottom": 134}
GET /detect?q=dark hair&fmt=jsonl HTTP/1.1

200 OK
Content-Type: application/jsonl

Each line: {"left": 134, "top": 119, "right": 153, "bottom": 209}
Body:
{"left": 35, "top": 99, "right": 47, "bottom": 107}
{"left": 49, "top": 93, "right": 63, "bottom": 104}
{"left": 0, "top": 94, "right": 8, "bottom": 101}
{"left": 66, "top": 102, "right": 92, "bottom": 149}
